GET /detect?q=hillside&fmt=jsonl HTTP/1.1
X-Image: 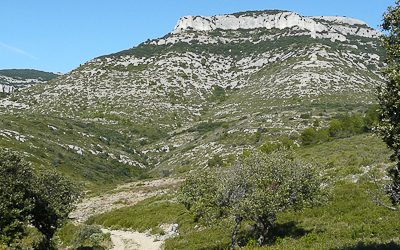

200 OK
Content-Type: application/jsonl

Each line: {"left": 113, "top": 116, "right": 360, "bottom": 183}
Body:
{"left": 0, "top": 69, "right": 60, "bottom": 94}
{"left": 0, "top": 10, "right": 385, "bottom": 189}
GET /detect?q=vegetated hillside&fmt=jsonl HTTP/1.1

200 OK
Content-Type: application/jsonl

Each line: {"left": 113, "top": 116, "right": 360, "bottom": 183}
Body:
{"left": 0, "top": 69, "right": 60, "bottom": 93}
{"left": 0, "top": 10, "right": 386, "bottom": 189}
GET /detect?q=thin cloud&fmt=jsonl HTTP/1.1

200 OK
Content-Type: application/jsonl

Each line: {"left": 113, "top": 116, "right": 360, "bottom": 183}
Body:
{"left": 0, "top": 42, "right": 37, "bottom": 59}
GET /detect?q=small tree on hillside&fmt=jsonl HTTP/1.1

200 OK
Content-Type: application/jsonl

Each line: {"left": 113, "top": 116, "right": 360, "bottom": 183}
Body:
{"left": 0, "top": 149, "right": 79, "bottom": 248}
{"left": 0, "top": 150, "right": 35, "bottom": 245}
{"left": 31, "top": 170, "right": 80, "bottom": 248}
{"left": 377, "top": 0, "right": 400, "bottom": 207}
{"left": 178, "top": 150, "right": 323, "bottom": 249}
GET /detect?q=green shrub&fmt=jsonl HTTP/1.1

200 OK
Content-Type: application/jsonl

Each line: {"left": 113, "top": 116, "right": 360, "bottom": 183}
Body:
{"left": 72, "top": 225, "right": 111, "bottom": 250}
{"left": 178, "top": 150, "right": 323, "bottom": 248}
{"left": 301, "top": 108, "right": 380, "bottom": 146}
{"left": 300, "top": 128, "right": 329, "bottom": 146}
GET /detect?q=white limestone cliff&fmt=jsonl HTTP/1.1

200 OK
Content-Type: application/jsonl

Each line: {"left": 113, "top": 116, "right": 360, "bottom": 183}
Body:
{"left": 172, "top": 11, "right": 380, "bottom": 40}
{"left": 0, "top": 84, "right": 15, "bottom": 93}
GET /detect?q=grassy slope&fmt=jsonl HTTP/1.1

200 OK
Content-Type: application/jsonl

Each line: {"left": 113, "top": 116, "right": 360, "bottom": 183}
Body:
{"left": 85, "top": 134, "right": 400, "bottom": 249}
{"left": 0, "top": 112, "right": 149, "bottom": 193}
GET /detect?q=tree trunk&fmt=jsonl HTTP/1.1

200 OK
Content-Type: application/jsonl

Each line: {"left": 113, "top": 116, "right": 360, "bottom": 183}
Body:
{"left": 256, "top": 219, "right": 271, "bottom": 246}
{"left": 231, "top": 215, "right": 242, "bottom": 250}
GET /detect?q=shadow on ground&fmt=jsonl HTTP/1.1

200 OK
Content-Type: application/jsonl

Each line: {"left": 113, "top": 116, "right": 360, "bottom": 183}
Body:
{"left": 271, "top": 221, "right": 312, "bottom": 240}
{"left": 238, "top": 221, "right": 312, "bottom": 246}
{"left": 340, "top": 242, "right": 400, "bottom": 250}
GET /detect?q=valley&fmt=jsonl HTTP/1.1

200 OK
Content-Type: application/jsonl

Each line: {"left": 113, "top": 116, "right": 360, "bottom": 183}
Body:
{"left": 1, "top": 8, "right": 400, "bottom": 250}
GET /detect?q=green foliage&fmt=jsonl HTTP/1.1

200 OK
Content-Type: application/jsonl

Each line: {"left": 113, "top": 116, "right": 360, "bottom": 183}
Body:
{"left": 189, "top": 120, "right": 227, "bottom": 134}
{"left": 0, "top": 69, "right": 59, "bottom": 82}
{"left": 31, "top": 170, "right": 80, "bottom": 246}
{"left": 300, "top": 127, "right": 329, "bottom": 146}
{"left": 300, "top": 113, "right": 312, "bottom": 119}
{"left": 0, "top": 113, "right": 148, "bottom": 191}
{"left": 378, "top": 0, "right": 400, "bottom": 206}
{"left": 0, "top": 149, "right": 35, "bottom": 245}
{"left": 300, "top": 109, "right": 379, "bottom": 146}
{"left": 364, "top": 104, "right": 380, "bottom": 131}
{"left": 178, "top": 150, "right": 323, "bottom": 248}
{"left": 210, "top": 85, "right": 227, "bottom": 103}
{"left": 87, "top": 195, "right": 189, "bottom": 233}
{"left": 207, "top": 154, "right": 224, "bottom": 168}
{"left": 72, "top": 225, "right": 111, "bottom": 250}
{"left": 164, "top": 223, "right": 231, "bottom": 250}
{"left": 328, "top": 114, "right": 364, "bottom": 138}
{"left": 0, "top": 149, "right": 79, "bottom": 248}
{"left": 259, "top": 136, "right": 294, "bottom": 154}
{"left": 165, "top": 134, "right": 395, "bottom": 249}
{"left": 56, "top": 223, "right": 111, "bottom": 250}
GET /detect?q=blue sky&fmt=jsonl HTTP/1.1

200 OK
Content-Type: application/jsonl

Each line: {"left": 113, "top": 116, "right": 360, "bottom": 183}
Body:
{"left": 0, "top": 0, "right": 394, "bottom": 73}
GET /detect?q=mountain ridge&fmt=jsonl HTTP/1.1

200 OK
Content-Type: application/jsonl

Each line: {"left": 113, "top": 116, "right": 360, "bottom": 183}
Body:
{"left": 172, "top": 10, "right": 380, "bottom": 41}
{"left": 0, "top": 69, "right": 60, "bottom": 94}
{"left": 0, "top": 10, "right": 386, "bottom": 187}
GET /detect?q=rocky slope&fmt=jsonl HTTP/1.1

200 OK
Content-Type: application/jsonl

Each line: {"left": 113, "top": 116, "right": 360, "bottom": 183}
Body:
{"left": 0, "top": 10, "right": 386, "bottom": 188}
{"left": 0, "top": 69, "right": 60, "bottom": 93}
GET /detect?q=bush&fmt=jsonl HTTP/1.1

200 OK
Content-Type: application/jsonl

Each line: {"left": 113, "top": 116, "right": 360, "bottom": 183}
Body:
{"left": 178, "top": 150, "right": 323, "bottom": 248}
{"left": 72, "top": 225, "right": 111, "bottom": 250}
{"left": 300, "top": 108, "right": 380, "bottom": 146}
{"left": 0, "top": 148, "right": 79, "bottom": 248}
{"left": 300, "top": 128, "right": 329, "bottom": 146}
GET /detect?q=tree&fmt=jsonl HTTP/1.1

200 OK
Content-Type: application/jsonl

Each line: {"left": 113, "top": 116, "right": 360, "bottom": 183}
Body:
{"left": 377, "top": 0, "right": 400, "bottom": 207}
{"left": 31, "top": 171, "right": 80, "bottom": 248}
{"left": 0, "top": 149, "right": 35, "bottom": 245}
{"left": 178, "top": 150, "right": 322, "bottom": 249}
{"left": 0, "top": 149, "right": 79, "bottom": 248}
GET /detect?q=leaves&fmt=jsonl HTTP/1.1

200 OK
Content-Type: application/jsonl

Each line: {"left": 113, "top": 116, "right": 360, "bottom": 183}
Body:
{"left": 0, "top": 148, "right": 79, "bottom": 247}
{"left": 378, "top": 0, "right": 400, "bottom": 206}
{"left": 178, "top": 150, "right": 323, "bottom": 246}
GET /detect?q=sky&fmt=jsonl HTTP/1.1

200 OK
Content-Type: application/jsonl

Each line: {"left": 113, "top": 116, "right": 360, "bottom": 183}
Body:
{"left": 0, "top": 0, "right": 394, "bottom": 73}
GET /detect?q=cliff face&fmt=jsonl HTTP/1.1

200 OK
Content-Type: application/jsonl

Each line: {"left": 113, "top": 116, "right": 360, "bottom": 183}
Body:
{"left": 0, "top": 69, "right": 60, "bottom": 93}
{"left": 0, "top": 84, "right": 15, "bottom": 93}
{"left": 173, "top": 11, "right": 380, "bottom": 42}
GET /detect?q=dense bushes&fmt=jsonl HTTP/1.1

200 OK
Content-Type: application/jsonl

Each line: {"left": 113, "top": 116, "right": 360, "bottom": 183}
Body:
{"left": 0, "top": 149, "right": 79, "bottom": 249}
{"left": 300, "top": 106, "right": 379, "bottom": 146}
{"left": 188, "top": 120, "right": 228, "bottom": 134}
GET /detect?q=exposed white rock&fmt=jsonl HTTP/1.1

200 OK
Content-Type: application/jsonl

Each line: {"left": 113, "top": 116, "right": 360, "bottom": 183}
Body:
{"left": 311, "top": 16, "right": 367, "bottom": 26}
{"left": 0, "top": 84, "right": 15, "bottom": 93}
{"left": 172, "top": 11, "right": 378, "bottom": 41}
{"left": 47, "top": 125, "right": 58, "bottom": 131}
{"left": 0, "top": 99, "right": 29, "bottom": 109}
{"left": 0, "top": 75, "right": 49, "bottom": 93}
{"left": 173, "top": 12, "right": 326, "bottom": 34}
{"left": 68, "top": 145, "right": 84, "bottom": 155}
{"left": 0, "top": 130, "right": 28, "bottom": 142}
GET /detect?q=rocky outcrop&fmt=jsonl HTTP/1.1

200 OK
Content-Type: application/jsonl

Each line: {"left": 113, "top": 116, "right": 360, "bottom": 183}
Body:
{"left": 0, "top": 84, "right": 15, "bottom": 93}
{"left": 0, "top": 70, "right": 60, "bottom": 93}
{"left": 172, "top": 11, "right": 380, "bottom": 41}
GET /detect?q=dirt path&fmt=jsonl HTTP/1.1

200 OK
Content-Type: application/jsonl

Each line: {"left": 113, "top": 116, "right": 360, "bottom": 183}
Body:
{"left": 70, "top": 178, "right": 182, "bottom": 223}
{"left": 101, "top": 229, "right": 163, "bottom": 250}
{"left": 70, "top": 178, "right": 182, "bottom": 250}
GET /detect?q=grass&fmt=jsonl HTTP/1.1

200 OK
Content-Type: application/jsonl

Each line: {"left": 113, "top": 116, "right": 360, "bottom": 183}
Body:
{"left": 56, "top": 223, "right": 112, "bottom": 249}
{"left": 254, "top": 181, "right": 400, "bottom": 249}
{"left": 86, "top": 195, "right": 192, "bottom": 233}
{"left": 86, "top": 133, "right": 400, "bottom": 250}
{"left": 296, "top": 134, "right": 391, "bottom": 179}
